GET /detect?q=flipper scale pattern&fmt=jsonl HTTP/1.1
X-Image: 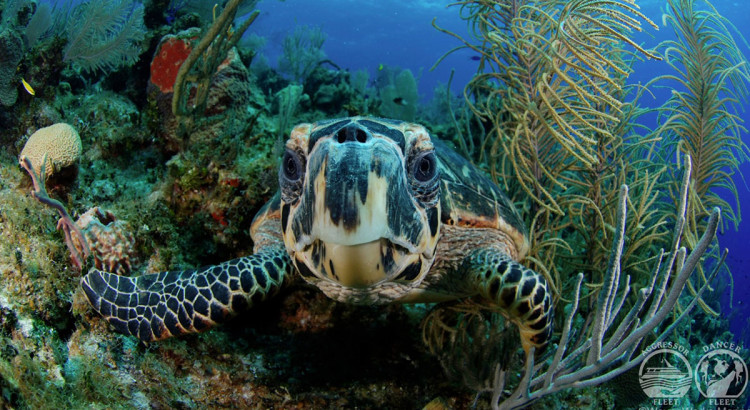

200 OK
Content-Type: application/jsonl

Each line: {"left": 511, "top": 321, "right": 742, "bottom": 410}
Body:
{"left": 465, "top": 248, "right": 554, "bottom": 354}
{"left": 81, "top": 248, "right": 290, "bottom": 341}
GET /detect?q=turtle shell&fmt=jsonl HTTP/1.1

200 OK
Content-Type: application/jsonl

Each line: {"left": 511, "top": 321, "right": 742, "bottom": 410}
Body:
{"left": 434, "top": 138, "right": 530, "bottom": 257}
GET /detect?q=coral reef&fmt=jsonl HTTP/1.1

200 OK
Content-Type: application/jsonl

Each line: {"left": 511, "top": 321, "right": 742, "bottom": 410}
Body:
{"left": 650, "top": 0, "right": 750, "bottom": 314}
{"left": 433, "top": 0, "right": 666, "bottom": 290}
{"left": 0, "top": 27, "right": 23, "bottom": 106}
{"left": 0, "top": 150, "right": 75, "bottom": 328}
{"left": 431, "top": 0, "right": 749, "bottom": 310}
{"left": 0, "top": 0, "right": 746, "bottom": 408}
{"left": 74, "top": 91, "right": 149, "bottom": 160}
{"left": 425, "top": 163, "right": 721, "bottom": 408}
{"left": 428, "top": 0, "right": 748, "bottom": 407}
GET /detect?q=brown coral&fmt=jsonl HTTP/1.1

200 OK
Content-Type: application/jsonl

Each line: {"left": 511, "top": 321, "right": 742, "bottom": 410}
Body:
{"left": 19, "top": 123, "right": 82, "bottom": 181}
{"left": 76, "top": 207, "right": 136, "bottom": 276}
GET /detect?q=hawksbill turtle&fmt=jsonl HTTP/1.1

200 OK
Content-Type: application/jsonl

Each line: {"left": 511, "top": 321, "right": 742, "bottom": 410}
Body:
{"left": 81, "top": 117, "right": 554, "bottom": 354}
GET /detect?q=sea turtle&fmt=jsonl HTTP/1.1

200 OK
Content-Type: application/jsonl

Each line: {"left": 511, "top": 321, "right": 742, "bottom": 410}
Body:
{"left": 81, "top": 117, "right": 553, "bottom": 353}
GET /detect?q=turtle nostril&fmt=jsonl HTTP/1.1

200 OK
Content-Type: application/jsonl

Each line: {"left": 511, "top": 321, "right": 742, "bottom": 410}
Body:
{"left": 336, "top": 125, "right": 370, "bottom": 144}
{"left": 356, "top": 130, "right": 367, "bottom": 143}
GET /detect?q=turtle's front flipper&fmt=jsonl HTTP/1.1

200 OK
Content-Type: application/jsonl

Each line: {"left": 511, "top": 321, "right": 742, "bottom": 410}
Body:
{"left": 81, "top": 247, "right": 290, "bottom": 342}
{"left": 466, "top": 248, "right": 554, "bottom": 354}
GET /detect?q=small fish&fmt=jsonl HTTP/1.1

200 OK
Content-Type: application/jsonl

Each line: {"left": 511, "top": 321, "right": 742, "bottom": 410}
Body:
{"left": 21, "top": 78, "right": 35, "bottom": 96}
{"left": 378, "top": 64, "right": 384, "bottom": 71}
{"left": 393, "top": 97, "right": 407, "bottom": 106}
{"left": 469, "top": 55, "right": 481, "bottom": 61}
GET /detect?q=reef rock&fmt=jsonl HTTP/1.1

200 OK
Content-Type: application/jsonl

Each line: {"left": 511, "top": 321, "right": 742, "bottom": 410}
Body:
{"left": 146, "top": 28, "right": 255, "bottom": 153}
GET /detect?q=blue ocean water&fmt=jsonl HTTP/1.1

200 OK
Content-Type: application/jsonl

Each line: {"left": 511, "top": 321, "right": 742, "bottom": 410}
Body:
{"left": 253, "top": 0, "right": 750, "bottom": 344}
{"left": 252, "top": 0, "right": 475, "bottom": 100}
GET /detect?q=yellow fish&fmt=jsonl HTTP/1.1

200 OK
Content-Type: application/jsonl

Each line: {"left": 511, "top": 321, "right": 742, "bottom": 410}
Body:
{"left": 378, "top": 64, "right": 384, "bottom": 71}
{"left": 21, "top": 78, "right": 35, "bottom": 96}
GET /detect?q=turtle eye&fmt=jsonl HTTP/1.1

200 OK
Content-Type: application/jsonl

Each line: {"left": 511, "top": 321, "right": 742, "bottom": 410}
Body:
{"left": 282, "top": 150, "right": 303, "bottom": 181}
{"left": 413, "top": 151, "right": 437, "bottom": 182}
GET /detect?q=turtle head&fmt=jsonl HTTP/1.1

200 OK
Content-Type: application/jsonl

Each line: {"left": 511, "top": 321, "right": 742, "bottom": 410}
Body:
{"left": 278, "top": 117, "right": 441, "bottom": 302}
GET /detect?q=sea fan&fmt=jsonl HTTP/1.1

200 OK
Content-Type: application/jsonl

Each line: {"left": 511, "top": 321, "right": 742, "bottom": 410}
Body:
{"left": 62, "top": 0, "right": 146, "bottom": 74}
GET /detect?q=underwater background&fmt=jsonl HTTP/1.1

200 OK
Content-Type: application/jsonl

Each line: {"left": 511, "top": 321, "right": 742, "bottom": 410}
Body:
{"left": 0, "top": 0, "right": 749, "bottom": 408}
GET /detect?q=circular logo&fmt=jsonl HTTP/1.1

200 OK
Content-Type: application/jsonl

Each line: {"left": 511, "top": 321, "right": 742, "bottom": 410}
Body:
{"left": 694, "top": 349, "right": 748, "bottom": 398}
{"left": 639, "top": 348, "right": 693, "bottom": 398}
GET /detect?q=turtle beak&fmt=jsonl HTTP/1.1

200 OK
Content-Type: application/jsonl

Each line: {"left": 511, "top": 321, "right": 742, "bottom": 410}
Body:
{"left": 324, "top": 239, "right": 415, "bottom": 288}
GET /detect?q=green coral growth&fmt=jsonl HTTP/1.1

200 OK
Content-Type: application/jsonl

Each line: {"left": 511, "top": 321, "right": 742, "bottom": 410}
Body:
{"left": 376, "top": 66, "right": 419, "bottom": 121}
{"left": 277, "top": 24, "right": 327, "bottom": 84}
